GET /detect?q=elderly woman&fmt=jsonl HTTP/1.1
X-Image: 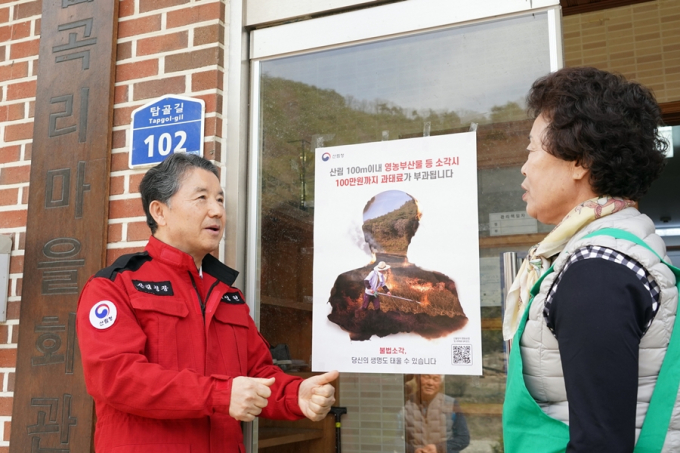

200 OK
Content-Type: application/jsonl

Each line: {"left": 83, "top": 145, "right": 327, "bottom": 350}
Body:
{"left": 502, "top": 67, "right": 679, "bottom": 452}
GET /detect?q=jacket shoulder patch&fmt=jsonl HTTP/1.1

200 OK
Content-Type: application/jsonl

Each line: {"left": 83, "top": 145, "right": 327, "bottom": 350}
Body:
{"left": 132, "top": 280, "right": 174, "bottom": 296}
{"left": 221, "top": 289, "right": 245, "bottom": 305}
{"left": 95, "top": 252, "right": 151, "bottom": 281}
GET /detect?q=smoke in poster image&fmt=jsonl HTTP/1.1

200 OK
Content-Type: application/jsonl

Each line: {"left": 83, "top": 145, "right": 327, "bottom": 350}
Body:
{"left": 327, "top": 190, "right": 468, "bottom": 341}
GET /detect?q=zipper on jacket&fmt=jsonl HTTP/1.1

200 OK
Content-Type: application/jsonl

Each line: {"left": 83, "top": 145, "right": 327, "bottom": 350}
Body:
{"left": 188, "top": 272, "right": 220, "bottom": 318}
{"left": 189, "top": 272, "right": 206, "bottom": 317}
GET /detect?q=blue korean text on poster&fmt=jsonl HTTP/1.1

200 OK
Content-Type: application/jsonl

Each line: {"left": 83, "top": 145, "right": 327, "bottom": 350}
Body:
{"left": 129, "top": 95, "right": 205, "bottom": 168}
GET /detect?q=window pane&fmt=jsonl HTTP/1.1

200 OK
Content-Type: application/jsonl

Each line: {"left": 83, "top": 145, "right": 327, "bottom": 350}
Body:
{"left": 257, "top": 11, "right": 554, "bottom": 453}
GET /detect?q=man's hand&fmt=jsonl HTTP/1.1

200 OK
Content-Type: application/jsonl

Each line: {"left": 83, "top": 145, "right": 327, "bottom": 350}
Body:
{"left": 298, "top": 371, "right": 339, "bottom": 421}
{"left": 229, "top": 376, "right": 275, "bottom": 421}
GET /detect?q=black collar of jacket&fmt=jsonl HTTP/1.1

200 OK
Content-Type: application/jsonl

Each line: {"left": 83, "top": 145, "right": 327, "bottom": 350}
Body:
{"left": 202, "top": 254, "right": 239, "bottom": 286}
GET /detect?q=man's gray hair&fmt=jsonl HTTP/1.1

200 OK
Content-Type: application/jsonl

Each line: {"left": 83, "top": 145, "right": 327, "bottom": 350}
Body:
{"left": 139, "top": 153, "right": 219, "bottom": 234}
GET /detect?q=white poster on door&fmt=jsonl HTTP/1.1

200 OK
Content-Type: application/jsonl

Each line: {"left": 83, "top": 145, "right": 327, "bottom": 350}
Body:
{"left": 312, "top": 132, "right": 482, "bottom": 375}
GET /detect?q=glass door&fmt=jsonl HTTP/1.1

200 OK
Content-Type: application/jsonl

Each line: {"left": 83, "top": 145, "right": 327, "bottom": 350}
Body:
{"left": 248, "top": 3, "right": 562, "bottom": 452}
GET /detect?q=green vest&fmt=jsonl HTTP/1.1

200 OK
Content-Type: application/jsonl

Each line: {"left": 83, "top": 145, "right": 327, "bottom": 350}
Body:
{"left": 503, "top": 228, "right": 680, "bottom": 453}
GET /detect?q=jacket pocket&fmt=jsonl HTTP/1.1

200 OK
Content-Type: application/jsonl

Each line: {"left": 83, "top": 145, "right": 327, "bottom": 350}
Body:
{"left": 130, "top": 296, "right": 189, "bottom": 370}
{"left": 211, "top": 304, "right": 251, "bottom": 375}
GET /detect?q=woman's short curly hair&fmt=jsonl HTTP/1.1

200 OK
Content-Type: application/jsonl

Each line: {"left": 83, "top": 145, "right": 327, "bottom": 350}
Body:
{"left": 527, "top": 66, "right": 667, "bottom": 201}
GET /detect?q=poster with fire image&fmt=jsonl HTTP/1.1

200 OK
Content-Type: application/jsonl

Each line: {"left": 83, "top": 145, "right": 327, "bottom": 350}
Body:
{"left": 312, "top": 132, "right": 482, "bottom": 375}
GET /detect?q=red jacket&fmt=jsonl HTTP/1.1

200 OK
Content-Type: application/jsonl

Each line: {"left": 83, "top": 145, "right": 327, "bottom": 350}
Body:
{"left": 76, "top": 237, "right": 304, "bottom": 453}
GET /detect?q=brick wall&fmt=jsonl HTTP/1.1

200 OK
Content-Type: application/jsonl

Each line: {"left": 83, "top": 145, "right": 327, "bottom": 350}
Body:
{"left": 563, "top": 0, "right": 680, "bottom": 103}
{"left": 110, "top": 0, "right": 226, "bottom": 264}
{"left": 0, "top": 0, "right": 39, "bottom": 447}
{"left": 0, "top": 0, "right": 227, "bottom": 448}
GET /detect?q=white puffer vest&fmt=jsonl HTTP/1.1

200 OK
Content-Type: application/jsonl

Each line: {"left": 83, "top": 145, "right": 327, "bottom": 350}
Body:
{"left": 520, "top": 208, "right": 680, "bottom": 450}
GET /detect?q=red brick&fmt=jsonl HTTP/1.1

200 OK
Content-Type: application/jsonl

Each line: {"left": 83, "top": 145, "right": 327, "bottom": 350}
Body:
{"left": 0, "top": 61, "right": 28, "bottom": 82}
{"left": 13, "top": 278, "right": 20, "bottom": 297}
{"left": 21, "top": 186, "right": 28, "bottom": 204}
{"left": 129, "top": 173, "right": 145, "bottom": 193}
{"left": 194, "top": 23, "right": 223, "bottom": 47}
{"left": 203, "top": 140, "right": 220, "bottom": 161}
{"left": 0, "top": 165, "right": 30, "bottom": 184}
{"left": 111, "top": 152, "right": 130, "bottom": 171}
{"left": 3, "top": 122, "right": 33, "bottom": 141}
{"left": 0, "top": 146, "right": 20, "bottom": 164}
{"left": 204, "top": 116, "right": 216, "bottom": 136}
{"left": 118, "top": 15, "right": 161, "bottom": 38}
{"left": 116, "top": 59, "right": 158, "bottom": 82}
{"left": 195, "top": 93, "right": 221, "bottom": 114}
{"left": 191, "top": 69, "right": 220, "bottom": 92}
{"left": 0, "top": 188, "right": 18, "bottom": 206}
{"left": 165, "top": 47, "right": 222, "bottom": 73}
{"left": 113, "top": 105, "right": 137, "bottom": 127}
{"left": 0, "top": 45, "right": 6, "bottom": 63}
{"left": 11, "top": 327, "right": 18, "bottom": 344}
{"left": 107, "top": 246, "right": 145, "bottom": 265}
{"left": 7, "top": 373, "right": 13, "bottom": 392}
{"left": 6, "top": 79, "right": 36, "bottom": 100}
{"left": 0, "top": 396, "right": 12, "bottom": 416}
{"left": 128, "top": 221, "right": 150, "bottom": 241}
{"left": 24, "top": 142, "right": 32, "bottom": 160}
{"left": 137, "top": 31, "right": 188, "bottom": 56}
{"left": 13, "top": 0, "right": 40, "bottom": 20}
{"left": 0, "top": 326, "right": 7, "bottom": 345}
{"left": 35, "top": 18, "right": 40, "bottom": 35}
{"left": 3, "top": 420, "right": 9, "bottom": 441}
{"left": 108, "top": 223, "right": 123, "bottom": 243}
{"left": 109, "top": 198, "right": 144, "bottom": 219}
{"left": 10, "top": 21, "right": 31, "bottom": 40}
{"left": 133, "top": 75, "right": 185, "bottom": 101}
{"left": 167, "top": 2, "right": 223, "bottom": 29}
{"left": 0, "top": 26, "right": 9, "bottom": 42}
{"left": 139, "top": 0, "right": 189, "bottom": 14}
{"left": 18, "top": 233, "right": 25, "bottom": 249}
{"left": 0, "top": 349, "right": 16, "bottom": 367}
{"left": 9, "top": 255, "right": 23, "bottom": 274}
{"left": 117, "top": 41, "right": 132, "bottom": 61}
{"left": 114, "top": 84, "right": 128, "bottom": 104}
{"left": 7, "top": 102, "right": 25, "bottom": 121}
{"left": 0, "top": 8, "right": 8, "bottom": 23}
{"left": 119, "top": 0, "right": 135, "bottom": 17}
{"left": 7, "top": 302, "right": 21, "bottom": 319}
{"left": 0, "top": 210, "right": 26, "bottom": 228}
{"left": 9, "top": 38, "right": 39, "bottom": 59}
{"left": 110, "top": 175, "right": 125, "bottom": 195}
{"left": 28, "top": 100, "right": 34, "bottom": 117}
{"left": 112, "top": 129, "right": 126, "bottom": 149}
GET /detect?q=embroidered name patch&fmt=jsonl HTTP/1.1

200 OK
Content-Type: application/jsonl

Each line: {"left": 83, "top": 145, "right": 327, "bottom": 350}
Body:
{"left": 132, "top": 280, "right": 174, "bottom": 296}
{"left": 90, "top": 301, "right": 117, "bottom": 330}
{"left": 221, "top": 289, "right": 245, "bottom": 304}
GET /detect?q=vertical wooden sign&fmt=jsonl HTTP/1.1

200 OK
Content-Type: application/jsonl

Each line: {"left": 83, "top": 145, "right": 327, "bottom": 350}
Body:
{"left": 9, "top": 0, "right": 118, "bottom": 451}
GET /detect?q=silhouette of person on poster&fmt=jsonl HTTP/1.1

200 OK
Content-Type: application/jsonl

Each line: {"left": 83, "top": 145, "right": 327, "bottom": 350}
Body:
{"left": 327, "top": 190, "right": 467, "bottom": 341}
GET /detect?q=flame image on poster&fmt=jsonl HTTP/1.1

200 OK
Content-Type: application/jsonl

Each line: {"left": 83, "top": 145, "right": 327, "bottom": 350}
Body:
{"left": 312, "top": 133, "right": 482, "bottom": 375}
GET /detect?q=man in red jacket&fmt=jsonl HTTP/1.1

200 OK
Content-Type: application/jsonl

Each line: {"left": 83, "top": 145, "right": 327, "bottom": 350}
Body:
{"left": 77, "top": 153, "right": 337, "bottom": 452}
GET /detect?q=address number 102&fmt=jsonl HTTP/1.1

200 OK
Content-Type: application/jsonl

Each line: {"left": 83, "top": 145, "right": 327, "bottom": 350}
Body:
{"left": 144, "top": 131, "right": 188, "bottom": 157}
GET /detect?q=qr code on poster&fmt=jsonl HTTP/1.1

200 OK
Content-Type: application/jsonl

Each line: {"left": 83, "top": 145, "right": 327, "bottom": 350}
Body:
{"left": 451, "top": 345, "right": 472, "bottom": 365}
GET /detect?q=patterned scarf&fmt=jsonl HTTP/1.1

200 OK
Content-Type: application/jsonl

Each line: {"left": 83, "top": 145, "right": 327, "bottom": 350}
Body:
{"left": 502, "top": 196, "right": 635, "bottom": 341}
